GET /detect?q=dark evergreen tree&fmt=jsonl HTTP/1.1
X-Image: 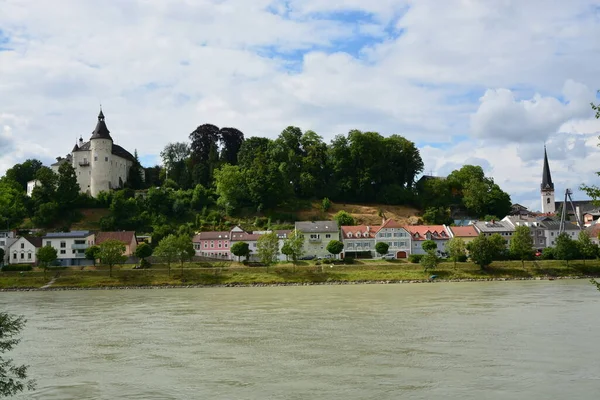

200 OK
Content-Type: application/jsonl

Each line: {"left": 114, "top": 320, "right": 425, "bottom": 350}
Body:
{"left": 189, "top": 124, "right": 220, "bottom": 187}
{"left": 126, "top": 150, "right": 145, "bottom": 190}
{"left": 56, "top": 162, "right": 80, "bottom": 207}
{"left": 219, "top": 127, "right": 244, "bottom": 165}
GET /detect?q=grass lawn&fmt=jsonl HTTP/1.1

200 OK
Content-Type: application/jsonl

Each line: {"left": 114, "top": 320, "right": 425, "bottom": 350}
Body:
{"left": 1, "top": 259, "right": 600, "bottom": 290}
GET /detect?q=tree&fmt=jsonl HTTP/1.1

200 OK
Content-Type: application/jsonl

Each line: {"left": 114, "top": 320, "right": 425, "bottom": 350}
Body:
{"left": 577, "top": 230, "right": 598, "bottom": 265}
{"left": 375, "top": 242, "right": 389, "bottom": 256}
{"left": 333, "top": 210, "right": 355, "bottom": 227}
{"left": 0, "top": 180, "right": 28, "bottom": 228}
{"left": 134, "top": 242, "right": 153, "bottom": 266}
{"left": 509, "top": 225, "right": 534, "bottom": 267}
{"left": 213, "top": 164, "right": 248, "bottom": 214}
{"left": 422, "top": 240, "right": 437, "bottom": 253}
{"left": 219, "top": 127, "right": 245, "bottom": 165}
{"left": 189, "top": 124, "right": 220, "bottom": 187}
{"left": 98, "top": 239, "right": 127, "bottom": 277}
{"left": 445, "top": 237, "right": 466, "bottom": 268}
{"left": 421, "top": 251, "right": 439, "bottom": 272}
{"left": 326, "top": 240, "right": 344, "bottom": 259}
{"left": 154, "top": 234, "right": 179, "bottom": 276}
{"left": 467, "top": 234, "right": 497, "bottom": 269}
{"left": 0, "top": 312, "right": 35, "bottom": 397}
{"left": 422, "top": 207, "right": 452, "bottom": 225}
{"left": 282, "top": 231, "right": 304, "bottom": 264}
{"left": 126, "top": 150, "right": 145, "bottom": 190}
{"left": 175, "top": 235, "right": 195, "bottom": 277}
{"left": 37, "top": 245, "right": 58, "bottom": 277}
{"left": 56, "top": 162, "right": 80, "bottom": 207}
{"left": 582, "top": 96, "right": 600, "bottom": 200}
{"left": 85, "top": 245, "right": 101, "bottom": 266}
{"left": 3, "top": 159, "right": 43, "bottom": 191}
{"left": 257, "top": 232, "right": 279, "bottom": 270}
{"left": 231, "top": 242, "right": 250, "bottom": 262}
{"left": 554, "top": 233, "right": 579, "bottom": 266}
{"left": 321, "top": 197, "right": 331, "bottom": 212}
{"left": 489, "top": 233, "right": 508, "bottom": 260}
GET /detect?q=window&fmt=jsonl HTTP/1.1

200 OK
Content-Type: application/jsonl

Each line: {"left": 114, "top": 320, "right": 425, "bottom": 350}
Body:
{"left": 13, "top": 253, "right": 16, "bottom": 260}
{"left": 60, "top": 250, "right": 66, "bottom": 254}
{"left": 551, "top": 232, "right": 554, "bottom": 237}
{"left": 204, "top": 242, "right": 208, "bottom": 248}
{"left": 393, "top": 233, "right": 400, "bottom": 237}
{"left": 60, "top": 242, "right": 66, "bottom": 248}
{"left": 210, "top": 241, "right": 214, "bottom": 247}
{"left": 28, "top": 253, "right": 32, "bottom": 260}
{"left": 310, "top": 234, "right": 320, "bottom": 239}
{"left": 225, "top": 242, "right": 228, "bottom": 248}
{"left": 0, "top": 241, "right": 4, "bottom": 246}
{"left": 20, "top": 253, "right": 24, "bottom": 259}
{"left": 20, "top": 243, "right": 24, "bottom": 249}
{"left": 46, "top": 241, "right": 51, "bottom": 247}
{"left": 325, "top": 234, "right": 331, "bottom": 239}
{"left": 393, "top": 242, "right": 399, "bottom": 247}
{"left": 105, "top": 157, "right": 108, "bottom": 162}
{"left": 94, "top": 156, "right": 98, "bottom": 161}
{"left": 72, "top": 250, "right": 76, "bottom": 254}
{"left": 218, "top": 242, "right": 222, "bottom": 248}
{"left": 547, "top": 198, "right": 550, "bottom": 204}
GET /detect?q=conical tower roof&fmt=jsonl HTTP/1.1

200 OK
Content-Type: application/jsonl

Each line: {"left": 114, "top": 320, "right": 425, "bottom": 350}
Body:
{"left": 541, "top": 146, "right": 554, "bottom": 191}
{"left": 90, "top": 109, "right": 112, "bottom": 141}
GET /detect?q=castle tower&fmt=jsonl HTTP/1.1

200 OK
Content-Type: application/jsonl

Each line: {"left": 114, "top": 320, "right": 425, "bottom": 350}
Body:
{"left": 89, "top": 109, "right": 113, "bottom": 197}
{"left": 541, "top": 146, "right": 555, "bottom": 214}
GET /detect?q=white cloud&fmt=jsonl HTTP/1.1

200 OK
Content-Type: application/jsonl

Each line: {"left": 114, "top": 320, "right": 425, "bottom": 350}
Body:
{"left": 0, "top": 0, "right": 600, "bottom": 208}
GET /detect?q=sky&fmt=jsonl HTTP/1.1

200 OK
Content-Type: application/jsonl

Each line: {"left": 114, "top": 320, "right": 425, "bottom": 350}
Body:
{"left": 1, "top": 0, "right": 600, "bottom": 211}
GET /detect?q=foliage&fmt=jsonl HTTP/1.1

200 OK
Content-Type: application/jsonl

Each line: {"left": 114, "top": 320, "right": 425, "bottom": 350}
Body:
{"left": 445, "top": 237, "right": 467, "bottom": 268}
{"left": 98, "top": 239, "right": 127, "bottom": 277}
{"left": 56, "top": 162, "right": 80, "bottom": 207}
{"left": 333, "top": 210, "right": 355, "bottom": 227}
{"left": 0, "top": 249, "right": 4, "bottom": 266}
{"left": 375, "top": 242, "right": 389, "bottom": 256}
{"left": 326, "top": 240, "right": 344, "bottom": 258}
{"left": 466, "top": 233, "right": 505, "bottom": 269}
{"left": 134, "top": 242, "right": 153, "bottom": 260}
{"left": 231, "top": 241, "right": 250, "bottom": 261}
{"left": 84, "top": 245, "right": 101, "bottom": 265}
{"left": 408, "top": 254, "right": 424, "bottom": 263}
{"left": 420, "top": 251, "right": 439, "bottom": 272}
{"left": 321, "top": 197, "right": 331, "bottom": 212}
{"left": 0, "top": 312, "right": 35, "bottom": 397}
{"left": 541, "top": 247, "right": 554, "bottom": 260}
{"left": 1, "top": 265, "right": 32, "bottom": 272}
{"left": 509, "top": 225, "right": 534, "bottom": 267}
{"left": 174, "top": 235, "right": 195, "bottom": 275}
{"left": 37, "top": 245, "right": 58, "bottom": 274}
{"left": 422, "top": 240, "right": 437, "bottom": 253}
{"left": 281, "top": 230, "right": 304, "bottom": 263}
{"left": 154, "top": 234, "right": 180, "bottom": 276}
{"left": 577, "top": 230, "right": 598, "bottom": 265}
{"left": 554, "top": 233, "right": 580, "bottom": 265}
{"left": 422, "top": 207, "right": 452, "bottom": 225}
{"left": 257, "top": 232, "right": 279, "bottom": 267}
{"left": 126, "top": 150, "right": 145, "bottom": 190}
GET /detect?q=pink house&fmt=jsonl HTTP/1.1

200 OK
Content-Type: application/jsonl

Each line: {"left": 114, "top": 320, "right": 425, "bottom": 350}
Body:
{"left": 192, "top": 230, "right": 231, "bottom": 259}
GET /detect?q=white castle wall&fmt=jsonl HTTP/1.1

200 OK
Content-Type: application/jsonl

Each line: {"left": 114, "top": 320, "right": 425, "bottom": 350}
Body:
{"left": 90, "top": 138, "right": 112, "bottom": 197}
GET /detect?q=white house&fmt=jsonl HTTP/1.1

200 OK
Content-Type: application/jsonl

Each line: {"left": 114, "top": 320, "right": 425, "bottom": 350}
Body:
{"left": 294, "top": 221, "right": 340, "bottom": 258}
{"left": 7, "top": 236, "right": 42, "bottom": 265}
{"left": 539, "top": 220, "right": 580, "bottom": 246}
{"left": 42, "top": 231, "right": 96, "bottom": 266}
{"left": 472, "top": 220, "right": 515, "bottom": 246}
{"left": 341, "top": 225, "right": 377, "bottom": 258}
{"left": 375, "top": 219, "right": 412, "bottom": 258}
{"left": 43, "top": 110, "right": 136, "bottom": 197}
{"left": 405, "top": 225, "right": 450, "bottom": 256}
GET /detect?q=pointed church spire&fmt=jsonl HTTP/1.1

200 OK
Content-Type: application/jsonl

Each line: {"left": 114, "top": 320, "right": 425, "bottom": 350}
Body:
{"left": 541, "top": 146, "right": 554, "bottom": 191}
{"left": 90, "top": 107, "right": 112, "bottom": 141}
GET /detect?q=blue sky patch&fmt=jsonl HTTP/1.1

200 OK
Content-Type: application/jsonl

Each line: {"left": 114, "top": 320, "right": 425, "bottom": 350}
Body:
{"left": 0, "top": 29, "right": 12, "bottom": 51}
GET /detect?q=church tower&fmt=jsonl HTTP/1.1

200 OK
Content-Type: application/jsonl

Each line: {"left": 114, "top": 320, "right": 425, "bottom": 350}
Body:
{"left": 89, "top": 109, "right": 113, "bottom": 197}
{"left": 541, "top": 146, "right": 555, "bottom": 214}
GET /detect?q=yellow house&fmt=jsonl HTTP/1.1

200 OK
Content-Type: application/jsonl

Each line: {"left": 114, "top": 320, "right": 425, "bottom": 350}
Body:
{"left": 446, "top": 225, "right": 479, "bottom": 245}
{"left": 294, "top": 220, "right": 340, "bottom": 258}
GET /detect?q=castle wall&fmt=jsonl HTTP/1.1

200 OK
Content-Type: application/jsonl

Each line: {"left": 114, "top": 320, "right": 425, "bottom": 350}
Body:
{"left": 90, "top": 139, "right": 112, "bottom": 197}
{"left": 109, "top": 155, "right": 132, "bottom": 190}
{"left": 71, "top": 149, "right": 92, "bottom": 195}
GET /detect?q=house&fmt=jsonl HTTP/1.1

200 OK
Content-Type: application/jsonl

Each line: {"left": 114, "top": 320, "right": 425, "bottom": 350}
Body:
{"left": 585, "top": 222, "right": 600, "bottom": 245}
{"left": 42, "top": 231, "right": 96, "bottom": 266}
{"left": 252, "top": 229, "right": 293, "bottom": 261}
{"left": 446, "top": 225, "right": 479, "bottom": 245}
{"left": 96, "top": 231, "right": 138, "bottom": 256}
{"left": 230, "top": 227, "right": 261, "bottom": 261}
{"left": 502, "top": 215, "right": 549, "bottom": 250}
{"left": 374, "top": 219, "right": 411, "bottom": 258}
{"left": 539, "top": 220, "right": 580, "bottom": 247}
{"left": 0, "top": 230, "right": 16, "bottom": 255}
{"left": 341, "top": 225, "right": 378, "bottom": 258}
{"left": 192, "top": 230, "right": 231, "bottom": 259}
{"left": 472, "top": 220, "right": 515, "bottom": 246}
{"left": 583, "top": 210, "right": 600, "bottom": 227}
{"left": 36, "top": 109, "right": 136, "bottom": 197}
{"left": 7, "top": 236, "right": 42, "bottom": 265}
{"left": 294, "top": 221, "right": 340, "bottom": 258}
{"left": 405, "top": 225, "right": 450, "bottom": 256}
{"left": 509, "top": 203, "right": 531, "bottom": 216}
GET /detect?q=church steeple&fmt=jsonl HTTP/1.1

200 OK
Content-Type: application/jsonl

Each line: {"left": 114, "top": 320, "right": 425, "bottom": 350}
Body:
{"left": 541, "top": 146, "right": 554, "bottom": 191}
{"left": 90, "top": 108, "right": 112, "bottom": 141}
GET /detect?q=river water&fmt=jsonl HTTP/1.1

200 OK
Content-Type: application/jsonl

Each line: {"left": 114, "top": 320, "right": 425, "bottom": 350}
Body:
{"left": 2, "top": 280, "right": 600, "bottom": 399}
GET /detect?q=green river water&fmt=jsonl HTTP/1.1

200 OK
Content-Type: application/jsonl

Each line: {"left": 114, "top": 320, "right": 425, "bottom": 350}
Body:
{"left": 1, "top": 280, "right": 599, "bottom": 399}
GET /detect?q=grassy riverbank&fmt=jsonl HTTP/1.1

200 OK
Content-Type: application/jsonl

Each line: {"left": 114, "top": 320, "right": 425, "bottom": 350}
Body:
{"left": 2, "top": 259, "right": 600, "bottom": 290}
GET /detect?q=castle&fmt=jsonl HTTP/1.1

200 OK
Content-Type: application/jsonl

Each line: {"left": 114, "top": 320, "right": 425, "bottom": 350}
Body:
{"left": 49, "top": 110, "right": 135, "bottom": 197}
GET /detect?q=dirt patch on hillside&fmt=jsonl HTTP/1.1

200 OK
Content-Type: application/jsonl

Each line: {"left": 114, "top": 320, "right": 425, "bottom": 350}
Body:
{"left": 70, "top": 208, "right": 110, "bottom": 230}
{"left": 296, "top": 202, "right": 421, "bottom": 226}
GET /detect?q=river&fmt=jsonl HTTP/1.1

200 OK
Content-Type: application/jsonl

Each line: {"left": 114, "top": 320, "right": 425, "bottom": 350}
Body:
{"left": 1, "top": 280, "right": 599, "bottom": 399}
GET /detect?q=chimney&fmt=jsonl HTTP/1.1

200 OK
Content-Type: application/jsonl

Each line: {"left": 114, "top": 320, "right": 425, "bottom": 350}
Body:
{"left": 491, "top": 219, "right": 495, "bottom": 224}
{"left": 381, "top": 217, "right": 386, "bottom": 225}
{"left": 366, "top": 226, "right": 370, "bottom": 233}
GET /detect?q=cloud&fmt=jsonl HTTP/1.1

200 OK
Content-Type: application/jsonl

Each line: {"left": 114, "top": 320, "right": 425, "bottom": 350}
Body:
{"left": 0, "top": 0, "right": 600, "bottom": 209}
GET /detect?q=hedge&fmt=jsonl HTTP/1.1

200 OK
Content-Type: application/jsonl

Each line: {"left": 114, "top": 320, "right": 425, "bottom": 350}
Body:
{"left": 1, "top": 265, "right": 33, "bottom": 272}
{"left": 408, "top": 254, "right": 424, "bottom": 263}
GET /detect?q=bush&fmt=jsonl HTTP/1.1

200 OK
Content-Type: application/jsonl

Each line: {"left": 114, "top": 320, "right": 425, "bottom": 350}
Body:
{"left": 315, "top": 261, "right": 322, "bottom": 266}
{"left": 343, "top": 257, "right": 355, "bottom": 264}
{"left": 541, "top": 247, "right": 554, "bottom": 260}
{"left": 408, "top": 254, "right": 424, "bottom": 263}
{"left": 456, "top": 254, "right": 468, "bottom": 263}
{"left": 1, "top": 265, "right": 33, "bottom": 272}
{"left": 140, "top": 258, "right": 152, "bottom": 268}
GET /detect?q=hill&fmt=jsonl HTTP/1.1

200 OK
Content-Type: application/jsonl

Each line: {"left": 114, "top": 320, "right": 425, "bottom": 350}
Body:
{"left": 296, "top": 202, "right": 421, "bottom": 226}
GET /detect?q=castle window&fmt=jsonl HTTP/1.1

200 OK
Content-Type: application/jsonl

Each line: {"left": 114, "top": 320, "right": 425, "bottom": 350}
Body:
{"left": 94, "top": 156, "right": 98, "bottom": 161}
{"left": 547, "top": 198, "right": 550, "bottom": 204}
{"left": 105, "top": 157, "right": 108, "bottom": 162}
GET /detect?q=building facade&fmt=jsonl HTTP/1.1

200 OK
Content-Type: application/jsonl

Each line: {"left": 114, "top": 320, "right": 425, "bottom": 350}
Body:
{"left": 341, "top": 225, "right": 377, "bottom": 258}
{"left": 7, "top": 236, "right": 41, "bottom": 265}
{"left": 294, "top": 221, "right": 340, "bottom": 258}
{"left": 405, "top": 225, "right": 450, "bottom": 256}
{"left": 374, "top": 219, "right": 411, "bottom": 258}
{"left": 193, "top": 230, "right": 231, "bottom": 259}
{"left": 42, "top": 231, "right": 96, "bottom": 266}
{"left": 96, "top": 231, "right": 138, "bottom": 256}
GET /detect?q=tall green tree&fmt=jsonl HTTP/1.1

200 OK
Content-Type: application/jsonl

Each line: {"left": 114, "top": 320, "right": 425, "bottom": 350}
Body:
{"left": 0, "top": 312, "right": 35, "bottom": 397}
{"left": 126, "top": 150, "right": 145, "bottom": 190}
{"left": 375, "top": 242, "right": 389, "bottom": 256}
{"left": 422, "top": 240, "right": 437, "bottom": 253}
{"left": 98, "top": 239, "right": 127, "bottom": 277}
{"left": 445, "top": 237, "right": 466, "bottom": 268}
{"left": 467, "top": 234, "right": 503, "bottom": 269}
{"left": 509, "top": 225, "right": 534, "bottom": 267}
{"left": 421, "top": 251, "right": 439, "bottom": 272}
{"left": 282, "top": 231, "right": 304, "bottom": 264}
{"left": 154, "top": 234, "right": 180, "bottom": 276}
{"left": 175, "top": 235, "right": 195, "bottom": 277}
{"left": 577, "top": 230, "right": 597, "bottom": 265}
{"left": 160, "top": 142, "right": 190, "bottom": 189}
{"left": 189, "top": 124, "right": 220, "bottom": 187}
{"left": 56, "top": 162, "right": 80, "bottom": 207}
{"left": 37, "top": 245, "right": 58, "bottom": 276}
{"left": 554, "top": 233, "right": 579, "bottom": 266}
{"left": 257, "top": 232, "right": 279, "bottom": 270}
{"left": 3, "top": 159, "right": 43, "bottom": 191}
{"left": 85, "top": 245, "right": 101, "bottom": 266}
{"left": 219, "top": 127, "right": 244, "bottom": 165}
{"left": 213, "top": 165, "right": 248, "bottom": 214}
{"left": 333, "top": 210, "right": 355, "bottom": 227}
{"left": 0, "top": 180, "right": 28, "bottom": 228}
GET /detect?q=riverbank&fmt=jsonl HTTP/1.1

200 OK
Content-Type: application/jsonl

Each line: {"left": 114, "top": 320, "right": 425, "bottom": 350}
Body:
{"left": 1, "top": 259, "right": 600, "bottom": 291}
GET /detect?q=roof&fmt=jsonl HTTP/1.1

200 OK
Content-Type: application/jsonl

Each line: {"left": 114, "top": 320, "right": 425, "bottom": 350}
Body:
{"left": 586, "top": 224, "right": 600, "bottom": 238}
{"left": 90, "top": 110, "right": 113, "bottom": 140}
{"left": 295, "top": 220, "right": 339, "bottom": 233}
{"left": 230, "top": 231, "right": 261, "bottom": 241}
{"left": 341, "top": 225, "right": 378, "bottom": 239}
{"left": 379, "top": 219, "right": 405, "bottom": 230}
{"left": 405, "top": 225, "right": 450, "bottom": 241}
{"left": 539, "top": 220, "right": 580, "bottom": 231}
{"left": 274, "top": 230, "right": 292, "bottom": 239}
{"left": 448, "top": 225, "right": 478, "bottom": 237}
{"left": 51, "top": 156, "right": 71, "bottom": 167}
{"left": 541, "top": 147, "right": 554, "bottom": 191}
{"left": 193, "top": 231, "right": 230, "bottom": 241}
{"left": 473, "top": 221, "right": 515, "bottom": 233}
{"left": 44, "top": 230, "right": 93, "bottom": 239}
{"left": 555, "top": 200, "right": 597, "bottom": 214}
{"left": 73, "top": 141, "right": 135, "bottom": 162}
{"left": 24, "top": 236, "right": 43, "bottom": 248}
{"left": 96, "top": 231, "right": 137, "bottom": 245}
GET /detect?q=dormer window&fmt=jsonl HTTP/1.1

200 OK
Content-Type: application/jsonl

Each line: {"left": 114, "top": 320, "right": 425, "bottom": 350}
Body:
{"left": 363, "top": 232, "right": 368, "bottom": 238}
{"left": 347, "top": 232, "right": 353, "bottom": 238}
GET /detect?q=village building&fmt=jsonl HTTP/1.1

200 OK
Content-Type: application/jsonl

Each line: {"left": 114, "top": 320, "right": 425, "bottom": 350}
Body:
{"left": 405, "top": 225, "right": 450, "bottom": 256}
{"left": 341, "top": 224, "right": 378, "bottom": 259}
{"left": 294, "top": 221, "right": 340, "bottom": 258}
{"left": 193, "top": 230, "right": 231, "bottom": 259}
{"left": 42, "top": 231, "right": 96, "bottom": 266}
{"left": 445, "top": 225, "right": 479, "bottom": 245}
{"left": 502, "top": 215, "right": 549, "bottom": 250}
{"left": 6, "top": 236, "right": 42, "bottom": 265}
{"left": 472, "top": 220, "right": 515, "bottom": 246}
{"left": 96, "top": 231, "right": 138, "bottom": 256}
{"left": 374, "top": 219, "right": 411, "bottom": 258}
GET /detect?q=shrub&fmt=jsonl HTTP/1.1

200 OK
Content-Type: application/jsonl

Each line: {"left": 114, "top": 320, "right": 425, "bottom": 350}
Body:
{"left": 315, "top": 261, "right": 322, "bottom": 266}
{"left": 541, "top": 247, "right": 554, "bottom": 260}
{"left": 408, "top": 254, "right": 424, "bottom": 263}
{"left": 140, "top": 258, "right": 152, "bottom": 268}
{"left": 343, "top": 257, "right": 355, "bottom": 264}
{"left": 456, "top": 254, "right": 468, "bottom": 263}
{"left": 1, "top": 265, "right": 33, "bottom": 272}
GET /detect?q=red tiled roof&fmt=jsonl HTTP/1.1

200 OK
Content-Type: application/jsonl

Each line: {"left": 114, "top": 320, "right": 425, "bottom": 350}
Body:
{"left": 405, "top": 225, "right": 449, "bottom": 241}
{"left": 586, "top": 224, "right": 600, "bottom": 238}
{"left": 193, "top": 231, "right": 230, "bottom": 241}
{"left": 96, "top": 231, "right": 136, "bottom": 245}
{"left": 340, "top": 225, "right": 378, "bottom": 239}
{"left": 449, "top": 226, "right": 478, "bottom": 237}
{"left": 379, "top": 219, "right": 404, "bottom": 229}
